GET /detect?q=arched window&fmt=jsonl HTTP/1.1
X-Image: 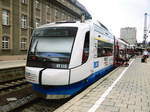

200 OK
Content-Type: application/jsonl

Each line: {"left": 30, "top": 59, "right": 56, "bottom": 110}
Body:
{"left": 20, "top": 38, "right": 27, "bottom": 50}
{"left": 2, "top": 36, "right": 9, "bottom": 49}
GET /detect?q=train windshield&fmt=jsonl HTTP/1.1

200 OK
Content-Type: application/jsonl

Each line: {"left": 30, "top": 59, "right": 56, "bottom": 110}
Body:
{"left": 27, "top": 27, "right": 78, "bottom": 69}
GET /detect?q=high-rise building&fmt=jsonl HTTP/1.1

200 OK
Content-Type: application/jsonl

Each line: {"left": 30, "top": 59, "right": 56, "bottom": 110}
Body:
{"left": 120, "top": 27, "right": 137, "bottom": 45}
{"left": 0, "top": 0, "right": 91, "bottom": 60}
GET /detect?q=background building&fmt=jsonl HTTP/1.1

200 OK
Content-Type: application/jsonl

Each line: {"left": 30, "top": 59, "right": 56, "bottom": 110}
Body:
{"left": 0, "top": 0, "right": 91, "bottom": 60}
{"left": 120, "top": 27, "right": 137, "bottom": 46}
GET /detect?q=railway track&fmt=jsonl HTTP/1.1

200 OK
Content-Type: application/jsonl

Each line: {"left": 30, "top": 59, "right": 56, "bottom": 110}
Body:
{"left": 0, "top": 94, "right": 37, "bottom": 112}
{"left": 13, "top": 98, "right": 69, "bottom": 112}
{"left": 0, "top": 78, "right": 28, "bottom": 92}
{"left": 0, "top": 78, "right": 37, "bottom": 111}
{"left": 0, "top": 78, "right": 33, "bottom": 101}
{"left": 0, "top": 78, "right": 69, "bottom": 112}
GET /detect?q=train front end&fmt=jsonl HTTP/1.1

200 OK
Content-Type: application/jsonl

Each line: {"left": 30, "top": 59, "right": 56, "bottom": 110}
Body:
{"left": 25, "top": 25, "right": 79, "bottom": 99}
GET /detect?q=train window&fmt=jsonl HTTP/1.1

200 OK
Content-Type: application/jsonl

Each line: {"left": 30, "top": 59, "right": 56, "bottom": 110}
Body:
{"left": 27, "top": 27, "right": 78, "bottom": 69}
{"left": 97, "top": 40, "right": 113, "bottom": 57}
{"left": 82, "top": 31, "right": 90, "bottom": 64}
{"left": 32, "top": 27, "right": 77, "bottom": 37}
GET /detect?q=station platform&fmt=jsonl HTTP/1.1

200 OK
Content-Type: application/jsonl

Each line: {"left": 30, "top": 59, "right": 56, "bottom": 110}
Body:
{"left": 0, "top": 60, "right": 26, "bottom": 69}
{"left": 54, "top": 57, "right": 150, "bottom": 112}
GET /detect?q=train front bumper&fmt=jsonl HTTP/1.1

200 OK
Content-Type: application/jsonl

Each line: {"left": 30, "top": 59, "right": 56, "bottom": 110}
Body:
{"left": 25, "top": 67, "right": 70, "bottom": 85}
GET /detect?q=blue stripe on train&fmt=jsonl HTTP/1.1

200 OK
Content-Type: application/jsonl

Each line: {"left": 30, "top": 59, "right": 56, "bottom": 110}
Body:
{"left": 32, "top": 65, "right": 115, "bottom": 95}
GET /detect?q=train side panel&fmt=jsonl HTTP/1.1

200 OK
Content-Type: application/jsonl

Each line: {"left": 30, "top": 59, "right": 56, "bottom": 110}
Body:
{"left": 69, "top": 26, "right": 90, "bottom": 68}
{"left": 92, "top": 24, "right": 114, "bottom": 73}
{"left": 69, "top": 24, "right": 94, "bottom": 84}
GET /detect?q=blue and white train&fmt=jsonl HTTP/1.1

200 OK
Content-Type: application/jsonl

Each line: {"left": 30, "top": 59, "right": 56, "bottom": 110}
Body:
{"left": 25, "top": 20, "right": 123, "bottom": 99}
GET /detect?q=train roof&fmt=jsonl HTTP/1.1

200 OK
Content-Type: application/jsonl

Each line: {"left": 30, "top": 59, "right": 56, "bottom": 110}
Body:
{"left": 37, "top": 20, "right": 110, "bottom": 31}
{"left": 38, "top": 20, "right": 92, "bottom": 29}
{"left": 37, "top": 20, "right": 114, "bottom": 39}
{"left": 39, "top": 20, "right": 110, "bottom": 31}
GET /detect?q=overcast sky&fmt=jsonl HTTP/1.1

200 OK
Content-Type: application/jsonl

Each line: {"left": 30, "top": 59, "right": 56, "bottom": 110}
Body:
{"left": 78, "top": 0, "right": 150, "bottom": 43}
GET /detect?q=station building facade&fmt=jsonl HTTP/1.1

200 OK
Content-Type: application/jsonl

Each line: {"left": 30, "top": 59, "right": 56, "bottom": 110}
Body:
{"left": 0, "top": 0, "right": 91, "bottom": 60}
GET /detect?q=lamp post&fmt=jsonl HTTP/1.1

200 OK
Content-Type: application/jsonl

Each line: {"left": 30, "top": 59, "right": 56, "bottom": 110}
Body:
{"left": 143, "top": 13, "right": 150, "bottom": 48}
{"left": 143, "top": 13, "right": 148, "bottom": 48}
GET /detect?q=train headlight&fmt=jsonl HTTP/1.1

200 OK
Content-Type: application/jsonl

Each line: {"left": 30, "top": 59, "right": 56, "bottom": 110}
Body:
{"left": 25, "top": 71, "right": 37, "bottom": 82}
{"left": 25, "top": 71, "right": 31, "bottom": 76}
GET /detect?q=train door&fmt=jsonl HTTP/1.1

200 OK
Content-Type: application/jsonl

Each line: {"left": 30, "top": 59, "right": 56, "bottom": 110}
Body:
{"left": 69, "top": 28, "right": 93, "bottom": 84}
{"left": 113, "top": 38, "right": 117, "bottom": 66}
{"left": 113, "top": 39, "right": 121, "bottom": 66}
{"left": 82, "top": 31, "right": 90, "bottom": 64}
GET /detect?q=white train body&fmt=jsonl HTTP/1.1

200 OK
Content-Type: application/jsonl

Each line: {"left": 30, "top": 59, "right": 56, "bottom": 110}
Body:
{"left": 25, "top": 20, "right": 115, "bottom": 99}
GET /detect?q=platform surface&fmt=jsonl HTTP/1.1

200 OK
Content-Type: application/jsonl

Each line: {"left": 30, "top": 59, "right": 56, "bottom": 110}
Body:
{"left": 54, "top": 57, "right": 150, "bottom": 112}
{"left": 0, "top": 60, "right": 26, "bottom": 69}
